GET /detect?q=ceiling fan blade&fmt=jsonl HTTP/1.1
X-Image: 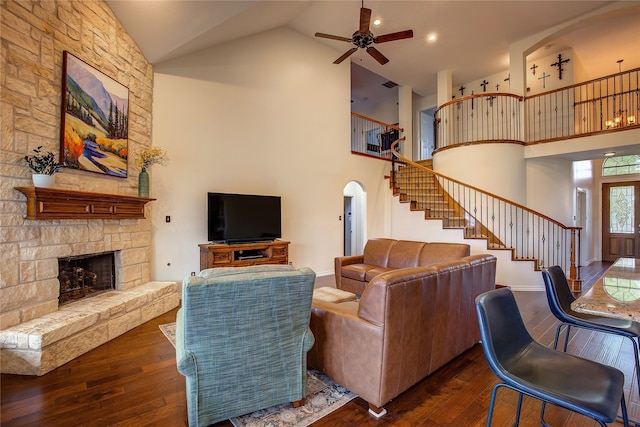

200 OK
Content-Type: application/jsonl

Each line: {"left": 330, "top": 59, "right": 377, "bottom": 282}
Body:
{"left": 374, "top": 30, "right": 414, "bottom": 43}
{"left": 366, "top": 46, "right": 389, "bottom": 65}
{"left": 359, "top": 7, "right": 372, "bottom": 33}
{"left": 315, "top": 32, "right": 351, "bottom": 42}
{"left": 334, "top": 47, "right": 358, "bottom": 64}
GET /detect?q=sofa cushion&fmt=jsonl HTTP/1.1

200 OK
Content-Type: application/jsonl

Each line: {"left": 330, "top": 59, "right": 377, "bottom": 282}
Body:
{"left": 342, "top": 264, "right": 375, "bottom": 281}
{"left": 418, "top": 242, "right": 470, "bottom": 266}
{"left": 362, "top": 238, "right": 397, "bottom": 267}
{"left": 313, "top": 287, "right": 357, "bottom": 303}
{"left": 364, "top": 267, "right": 395, "bottom": 282}
{"left": 387, "top": 240, "right": 426, "bottom": 268}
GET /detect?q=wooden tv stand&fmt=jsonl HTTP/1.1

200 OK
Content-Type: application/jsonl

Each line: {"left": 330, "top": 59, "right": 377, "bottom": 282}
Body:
{"left": 199, "top": 240, "right": 289, "bottom": 270}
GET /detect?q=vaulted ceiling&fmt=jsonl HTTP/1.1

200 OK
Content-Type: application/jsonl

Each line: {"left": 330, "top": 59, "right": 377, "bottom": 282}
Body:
{"left": 106, "top": 1, "right": 640, "bottom": 103}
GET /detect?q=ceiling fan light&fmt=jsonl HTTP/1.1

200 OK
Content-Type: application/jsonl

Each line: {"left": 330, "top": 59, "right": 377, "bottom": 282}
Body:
{"left": 427, "top": 33, "right": 437, "bottom": 43}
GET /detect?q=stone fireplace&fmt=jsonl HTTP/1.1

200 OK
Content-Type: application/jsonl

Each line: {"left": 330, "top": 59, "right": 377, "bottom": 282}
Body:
{"left": 0, "top": 191, "right": 180, "bottom": 376}
{"left": 58, "top": 251, "right": 116, "bottom": 305}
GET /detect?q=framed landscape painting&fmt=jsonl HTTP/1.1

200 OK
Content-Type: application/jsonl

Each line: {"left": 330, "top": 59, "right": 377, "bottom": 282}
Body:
{"left": 59, "top": 51, "right": 129, "bottom": 178}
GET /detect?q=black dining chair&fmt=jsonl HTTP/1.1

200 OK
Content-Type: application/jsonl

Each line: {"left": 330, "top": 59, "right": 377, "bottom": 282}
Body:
{"left": 475, "top": 287, "right": 629, "bottom": 427}
{"left": 542, "top": 265, "right": 640, "bottom": 395}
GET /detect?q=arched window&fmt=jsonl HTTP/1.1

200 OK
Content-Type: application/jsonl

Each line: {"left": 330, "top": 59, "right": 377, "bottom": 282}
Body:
{"left": 602, "top": 155, "right": 640, "bottom": 176}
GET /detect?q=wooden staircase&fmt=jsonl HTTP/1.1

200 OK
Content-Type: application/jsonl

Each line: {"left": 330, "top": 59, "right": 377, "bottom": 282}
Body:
{"left": 389, "top": 159, "right": 578, "bottom": 287}
{"left": 393, "top": 161, "right": 509, "bottom": 249}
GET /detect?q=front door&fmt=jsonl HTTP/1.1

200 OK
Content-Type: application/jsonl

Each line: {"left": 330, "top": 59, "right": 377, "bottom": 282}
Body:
{"left": 602, "top": 181, "right": 640, "bottom": 261}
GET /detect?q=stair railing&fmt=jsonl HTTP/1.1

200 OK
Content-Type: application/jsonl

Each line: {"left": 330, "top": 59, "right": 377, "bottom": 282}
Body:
{"left": 390, "top": 142, "right": 582, "bottom": 290}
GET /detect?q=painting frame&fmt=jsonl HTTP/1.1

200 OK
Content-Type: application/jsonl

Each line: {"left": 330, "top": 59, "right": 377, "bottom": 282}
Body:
{"left": 59, "top": 51, "right": 130, "bottom": 178}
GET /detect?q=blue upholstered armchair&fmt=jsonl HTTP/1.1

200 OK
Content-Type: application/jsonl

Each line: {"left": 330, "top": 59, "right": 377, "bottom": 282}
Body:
{"left": 176, "top": 264, "right": 316, "bottom": 427}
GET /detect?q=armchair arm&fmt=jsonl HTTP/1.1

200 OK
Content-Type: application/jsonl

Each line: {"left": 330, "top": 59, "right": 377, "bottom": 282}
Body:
{"left": 175, "top": 308, "right": 197, "bottom": 377}
{"left": 302, "top": 327, "right": 315, "bottom": 352}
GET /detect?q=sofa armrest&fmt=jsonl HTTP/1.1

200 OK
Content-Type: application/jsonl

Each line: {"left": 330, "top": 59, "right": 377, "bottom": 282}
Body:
{"left": 334, "top": 255, "right": 364, "bottom": 288}
{"left": 309, "top": 300, "right": 386, "bottom": 407}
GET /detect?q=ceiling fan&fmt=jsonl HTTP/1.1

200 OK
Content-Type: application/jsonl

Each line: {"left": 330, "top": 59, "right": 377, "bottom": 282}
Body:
{"left": 315, "top": 2, "right": 413, "bottom": 65}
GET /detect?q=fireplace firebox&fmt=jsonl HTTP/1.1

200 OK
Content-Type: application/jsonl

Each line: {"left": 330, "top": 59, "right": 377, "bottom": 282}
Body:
{"left": 58, "top": 251, "right": 116, "bottom": 305}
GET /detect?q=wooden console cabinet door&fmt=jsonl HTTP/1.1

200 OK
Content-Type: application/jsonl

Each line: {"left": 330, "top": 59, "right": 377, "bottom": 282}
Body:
{"left": 199, "top": 241, "right": 289, "bottom": 270}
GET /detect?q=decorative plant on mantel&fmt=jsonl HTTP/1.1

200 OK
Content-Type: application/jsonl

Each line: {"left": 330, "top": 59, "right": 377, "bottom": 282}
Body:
{"left": 24, "top": 146, "right": 63, "bottom": 188}
{"left": 135, "top": 147, "right": 168, "bottom": 197}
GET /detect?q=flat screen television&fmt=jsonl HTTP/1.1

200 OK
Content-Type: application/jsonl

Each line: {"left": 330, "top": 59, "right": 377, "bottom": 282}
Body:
{"left": 207, "top": 192, "right": 281, "bottom": 243}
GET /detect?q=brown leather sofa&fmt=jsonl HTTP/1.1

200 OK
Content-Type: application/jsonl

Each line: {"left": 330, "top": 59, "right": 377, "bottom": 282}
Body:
{"left": 309, "top": 252, "right": 497, "bottom": 417}
{"left": 335, "top": 238, "right": 471, "bottom": 295}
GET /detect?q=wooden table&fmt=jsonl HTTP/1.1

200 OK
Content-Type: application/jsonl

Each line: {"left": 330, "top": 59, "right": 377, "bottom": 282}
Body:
{"left": 572, "top": 258, "right": 640, "bottom": 321}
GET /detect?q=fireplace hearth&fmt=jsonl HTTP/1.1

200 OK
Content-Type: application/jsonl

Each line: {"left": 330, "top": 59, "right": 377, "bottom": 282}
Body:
{"left": 58, "top": 252, "right": 116, "bottom": 305}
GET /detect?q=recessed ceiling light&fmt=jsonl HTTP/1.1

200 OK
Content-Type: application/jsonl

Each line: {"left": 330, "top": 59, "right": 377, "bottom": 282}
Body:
{"left": 604, "top": 152, "right": 616, "bottom": 157}
{"left": 373, "top": 19, "right": 381, "bottom": 26}
{"left": 427, "top": 33, "right": 437, "bottom": 43}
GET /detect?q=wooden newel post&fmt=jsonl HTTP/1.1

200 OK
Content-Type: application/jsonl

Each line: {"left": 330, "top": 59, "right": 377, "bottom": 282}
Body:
{"left": 568, "top": 227, "right": 582, "bottom": 294}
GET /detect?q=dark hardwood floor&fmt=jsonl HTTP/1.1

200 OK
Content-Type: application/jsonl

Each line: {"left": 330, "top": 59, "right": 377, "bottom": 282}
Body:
{"left": 3, "top": 262, "right": 632, "bottom": 427}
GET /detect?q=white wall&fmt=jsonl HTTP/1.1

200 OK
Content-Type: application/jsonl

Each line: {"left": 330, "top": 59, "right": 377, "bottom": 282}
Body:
{"left": 526, "top": 158, "right": 574, "bottom": 224}
{"left": 150, "top": 27, "right": 391, "bottom": 280}
{"left": 573, "top": 161, "right": 595, "bottom": 264}
{"left": 434, "top": 143, "right": 527, "bottom": 204}
{"left": 353, "top": 96, "right": 398, "bottom": 124}
{"left": 525, "top": 48, "right": 575, "bottom": 95}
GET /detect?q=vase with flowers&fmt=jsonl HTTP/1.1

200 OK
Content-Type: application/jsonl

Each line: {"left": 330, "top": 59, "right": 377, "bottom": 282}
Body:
{"left": 24, "top": 146, "right": 62, "bottom": 188}
{"left": 135, "top": 147, "right": 168, "bottom": 197}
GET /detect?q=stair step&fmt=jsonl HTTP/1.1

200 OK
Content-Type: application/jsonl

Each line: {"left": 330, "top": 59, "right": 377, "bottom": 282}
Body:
{"left": 416, "top": 159, "right": 433, "bottom": 169}
{"left": 487, "top": 243, "right": 510, "bottom": 249}
{"left": 393, "top": 179, "right": 437, "bottom": 187}
{"left": 414, "top": 201, "right": 447, "bottom": 209}
{"left": 425, "top": 209, "right": 455, "bottom": 217}
{"left": 443, "top": 217, "right": 468, "bottom": 227}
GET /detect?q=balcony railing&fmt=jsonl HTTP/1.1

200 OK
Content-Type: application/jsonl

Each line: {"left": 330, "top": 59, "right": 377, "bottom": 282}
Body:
{"left": 434, "top": 68, "right": 639, "bottom": 148}
{"left": 525, "top": 67, "right": 640, "bottom": 143}
{"left": 351, "top": 112, "right": 403, "bottom": 161}
{"left": 434, "top": 93, "right": 523, "bottom": 150}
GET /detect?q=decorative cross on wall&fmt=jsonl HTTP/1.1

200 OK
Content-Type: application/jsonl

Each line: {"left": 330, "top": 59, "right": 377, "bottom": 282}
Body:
{"left": 504, "top": 74, "right": 510, "bottom": 89}
{"left": 471, "top": 91, "right": 475, "bottom": 109}
{"left": 551, "top": 54, "right": 570, "bottom": 80}
{"left": 495, "top": 83, "right": 500, "bottom": 91}
{"left": 538, "top": 72, "right": 550, "bottom": 88}
{"left": 530, "top": 64, "right": 538, "bottom": 75}
{"left": 459, "top": 85, "right": 466, "bottom": 96}
{"left": 480, "top": 80, "right": 489, "bottom": 92}
{"left": 486, "top": 96, "right": 496, "bottom": 107}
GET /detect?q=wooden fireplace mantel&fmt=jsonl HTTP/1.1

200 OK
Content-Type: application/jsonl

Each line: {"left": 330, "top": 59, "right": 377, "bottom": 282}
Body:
{"left": 14, "top": 186, "right": 156, "bottom": 220}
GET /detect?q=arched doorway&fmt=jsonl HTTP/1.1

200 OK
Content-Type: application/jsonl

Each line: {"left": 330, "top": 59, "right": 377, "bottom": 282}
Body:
{"left": 343, "top": 181, "right": 366, "bottom": 256}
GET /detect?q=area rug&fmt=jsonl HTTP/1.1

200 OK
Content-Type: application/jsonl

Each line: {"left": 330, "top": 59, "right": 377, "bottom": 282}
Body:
{"left": 159, "top": 322, "right": 357, "bottom": 427}
{"left": 159, "top": 322, "right": 176, "bottom": 347}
